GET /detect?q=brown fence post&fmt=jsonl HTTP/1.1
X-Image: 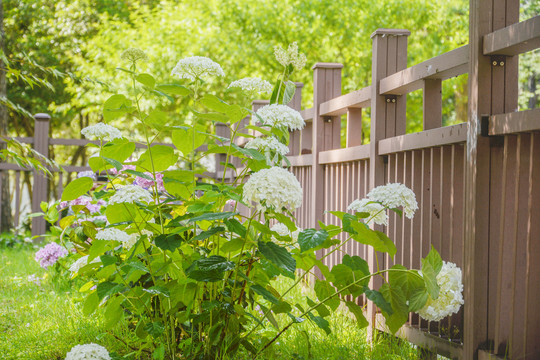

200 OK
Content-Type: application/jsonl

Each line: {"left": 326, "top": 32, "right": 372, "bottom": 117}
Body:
{"left": 310, "top": 63, "right": 343, "bottom": 228}
{"left": 464, "top": 0, "right": 519, "bottom": 358}
{"left": 31, "top": 113, "right": 50, "bottom": 240}
{"left": 289, "top": 82, "right": 303, "bottom": 155}
{"left": 367, "top": 29, "right": 410, "bottom": 336}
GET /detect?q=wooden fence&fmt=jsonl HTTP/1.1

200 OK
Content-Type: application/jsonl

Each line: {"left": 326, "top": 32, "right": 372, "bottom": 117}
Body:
{"left": 2, "top": 0, "right": 538, "bottom": 358}
{"left": 247, "top": 1, "right": 536, "bottom": 358}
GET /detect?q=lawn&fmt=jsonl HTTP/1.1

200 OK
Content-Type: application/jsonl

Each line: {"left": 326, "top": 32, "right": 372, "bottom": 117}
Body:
{"left": 1, "top": 245, "right": 422, "bottom": 360}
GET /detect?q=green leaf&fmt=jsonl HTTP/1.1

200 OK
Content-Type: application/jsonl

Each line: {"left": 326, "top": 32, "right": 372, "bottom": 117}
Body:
{"left": 155, "top": 234, "right": 183, "bottom": 252}
{"left": 123, "top": 170, "right": 153, "bottom": 180}
{"left": 89, "top": 240, "right": 114, "bottom": 261}
{"left": 314, "top": 280, "right": 340, "bottom": 311}
{"left": 103, "top": 94, "right": 134, "bottom": 122}
{"left": 136, "top": 145, "right": 178, "bottom": 172}
{"left": 421, "top": 246, "right": 442, "bottom": 299}
{"left": 144, "top": 110, "right": 169, "bottom": 131}
{"left": 345, "top": 301, "right": 369, "bottom": 329}
{"left": 380, "top": 283, "right": 408, "bottom": 318}
{"left": 251, "top": 284, "right": 280, "bottom": 304}
{"left": 97, "top": 281, "right": 125, "bottom": 300}
{"left": 224, "top": 218, "right": 246, "bottom": 237}
{"left": 272, "top": 301, "right": 292, "bottom": 314}
{"left": 195, "top": 255, "right": 235, "bottom": 271}
{"left": 89, "top": 157, "right": 113, "bottom": 172}
{"left": 143, "top": 286, "right": 170, "bottom": 297}
{"left": 193, "top": 226, "right": 225, "bottom": 241}
{"left": 104, "top": 296, "right": 124, "bottom": 329}
{"left": 151, "top": 89, "right": 174, "bottom": 103}
{"left": 188, "top": 212, "right": 235, "bottom": 223}
{"left": 61, "top": 177, "right": 93, "bottom": 201}
{"left": 375, "top": 231, "right": 397, "bottom": 258}
{"left": 156, "top": 84, "right": 191, "bottom": 96}
{"left": 136, "top": 73, "right": 155, "bottom": 89}
{"left": 162, "top": 170, "right": 194, "bottom": 198}
{"left": 363, "top": 287, "right": 393, "bottom": 315}
{"left": 306, "top": 297, "right": 330, "bottom": 318}
{"left": 100, "top": 255, "right": 117, "bottom": 267}
{"left": 342, "top": 255, "right": 369, "bottom": 277}
{"left": 298, "top": 229, "right": 329, "bottom": 253}
{"left": 172, "top": 127, "right": 206, "bottom": 155}
{"left": 258, "top": 240, "right": 296, "bottom": 274}
{"left": 307, "top": 313, "right": 331, "bottom": 335}
{"left": 193, "top": 109, "right": 229, "bottom": 123}
{"left": 144, "top": 322, "right": 165, "bottom": 337}
{"left": 422, "top": 245, "right": 443, "bottom": 274}
{"left": 220, "top": 238, "right": 246, "bottom": 253}
{"left": 350, "top": 221, "right": 392, "bottom": 253}
{"left": 82, "top": 292, "right": 99, "bottom": 316}
{"left": 187, "top": 268, "right": 225, "bottom": 282}
{"left": 282, "top": 81, "right": 296, "bottom": 105}
{"left": 383, "top": 311, "right": 409, "bottom": 335}
{"left": 105, "top": 203, "right": 136, "bottom": 225}
{"left": 101, "top": 139, "right": 135, "bottom": 163}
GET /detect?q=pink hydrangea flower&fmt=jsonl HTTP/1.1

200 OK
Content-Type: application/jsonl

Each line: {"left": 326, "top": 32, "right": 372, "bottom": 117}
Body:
{"left": 34, "top": 243, "right": 68, "bottom": 269}
{"left": 134, "top": 172, "right": 165, "bottom": 192}
{"left": 109, "top": 165, "right": 136, "bottom": 176}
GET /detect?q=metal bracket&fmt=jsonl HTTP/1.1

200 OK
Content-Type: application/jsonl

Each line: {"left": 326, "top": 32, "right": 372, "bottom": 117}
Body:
{"left": 385, "top": 95, "right": 397, "bottom": 104}
{"left": 490, "top": 55, "right": 506, "bottom": 67}
{"left": 480, "top": 114, "right": 490, "bottom": 137}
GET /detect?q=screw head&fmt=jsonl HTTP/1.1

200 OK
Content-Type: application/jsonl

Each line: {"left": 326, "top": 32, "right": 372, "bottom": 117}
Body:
{"left": 492, "top": 60, "right": 498, "bottom": 66}
{"left": 386, "top": 98, "right": 391, "bottom": 103}
{"left": 392, "top": 98, "right": 396, "bottom": 103}
{"left": 500, "top": 61, "right": 505, "bottom": 66}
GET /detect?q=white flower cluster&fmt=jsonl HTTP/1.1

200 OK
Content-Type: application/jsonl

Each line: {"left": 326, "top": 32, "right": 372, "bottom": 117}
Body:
{"left": 245, "top": 136, "right": 289, "bottom": 156}
{"left": 243, "top": 167, "right": 303, "bottom": 211}
{"left": 367, "top": 183, "right": 418, "bottom": 219}
{"left": 65, "top": 343, "right": 111, "bottom": 360}
{"left": 95, "top": 228, "right": 131, "bottom": 243}
{"left": 274, "top": 42, "right": 307, "bottom": 70}
{"left": 347, "top": 198, "right": 388, "bottom": 226}
{"left": 120, "top": 48, "right": 148, "bottom": 63}
{"left": 198, "top": 154, "right": 216, "bottom": 173}
{"left": 171, "top": 56, "right": 224, "bottom": 81}
{"left": 417, "top": 261, "right": 464, "bottom": 322}
{"left": 228, "top": 77, "right": 273, "bottom": 94}
{"left": 255, "top": 104, "right": 305, "bottom": 131}
{"left": 68, "top": 256, "right": 100, "bottom": 274}
{"left": 271, "top": 223, "right": 302, "bottom": 242}
{"left": 81, "top": 123, "right": 122, "bottom": 141}
{"left": 109, "top": 185, "right": 154, "bottom": 205}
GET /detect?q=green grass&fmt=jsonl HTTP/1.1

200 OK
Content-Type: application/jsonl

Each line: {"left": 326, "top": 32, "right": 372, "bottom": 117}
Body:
{"left": 0, "top": 246, "right": 132, "bottom": 360}
{"left": 0, "top": 247, "right": 422, "bottom": 360}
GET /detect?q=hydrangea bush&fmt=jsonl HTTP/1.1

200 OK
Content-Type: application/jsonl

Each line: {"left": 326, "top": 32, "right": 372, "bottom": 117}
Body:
{"left": 40, "top": 44, "right": 463, "bottom": 360}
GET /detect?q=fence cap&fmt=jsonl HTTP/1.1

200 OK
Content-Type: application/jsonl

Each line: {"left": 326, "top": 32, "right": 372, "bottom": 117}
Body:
{"left": 371, "top": 29, "right": 411, "bottom": 38}
{"left": 34, "top": 113, "right": 51, "bottom": 121}
{"left": 312, "top": 62, "right": 344, "bottom": 70}
{"left": 293, "top": 82, "right": 304, "bottom": 88}
{"left": 252, "top": 100, "right": 270, "bottom": 105}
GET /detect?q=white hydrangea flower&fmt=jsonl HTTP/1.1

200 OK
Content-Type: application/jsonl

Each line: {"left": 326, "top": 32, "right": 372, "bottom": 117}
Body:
{"left": 95, "top": 228, "right": 131, "bottom": 243}
{"left": 271, "top": 222, "right": 302, "bottom": 241}
{"left": 255, "top": 104, "right": 305, "bottom": 131}
{"left": 228, "top": 77, "right": 273, "bottom": 94}
{"left": 347, "top": 198, "right": 388, "bottom": 226}
{"left": 243, "top": 167, "right": 302, "bottom": 211}
{"left": 245, "top": 136, "right": 289, "bottom": 156}
{"left": 109, "top": 185, "right": 154, "bottom": 205}
{"left": 417, "top": 261, "right": 464, "bottom": 322}
{"left": 123, "top": 233, "right": 139, "bottom": 250}
{"left": 198, "top": 154, "right": 216, "bottom": 173}
{"left": 367, "top": 183, "right": 418, "bottom": 219}
{"left": 81, "top": 123, "right": 122, "bottom": 141}
{"left": 171, "top": 56, "right": 224, "bottom": 81}
{"left": 274, "top": 42, "right": 307, "bottom": 70}
{"left": 120, "top": 48, "right": 148, "bottom": 63}
{"left": 65, "top": 343, "right": 111, "bottom": 360}
{"left": 68, "top": 256, "right": 100, "bottom": 274}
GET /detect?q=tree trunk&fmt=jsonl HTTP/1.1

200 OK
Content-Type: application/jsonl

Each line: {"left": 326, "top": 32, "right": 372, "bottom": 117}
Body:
{"left": 0, "top": 0, "right": 13, "bottom": 233}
